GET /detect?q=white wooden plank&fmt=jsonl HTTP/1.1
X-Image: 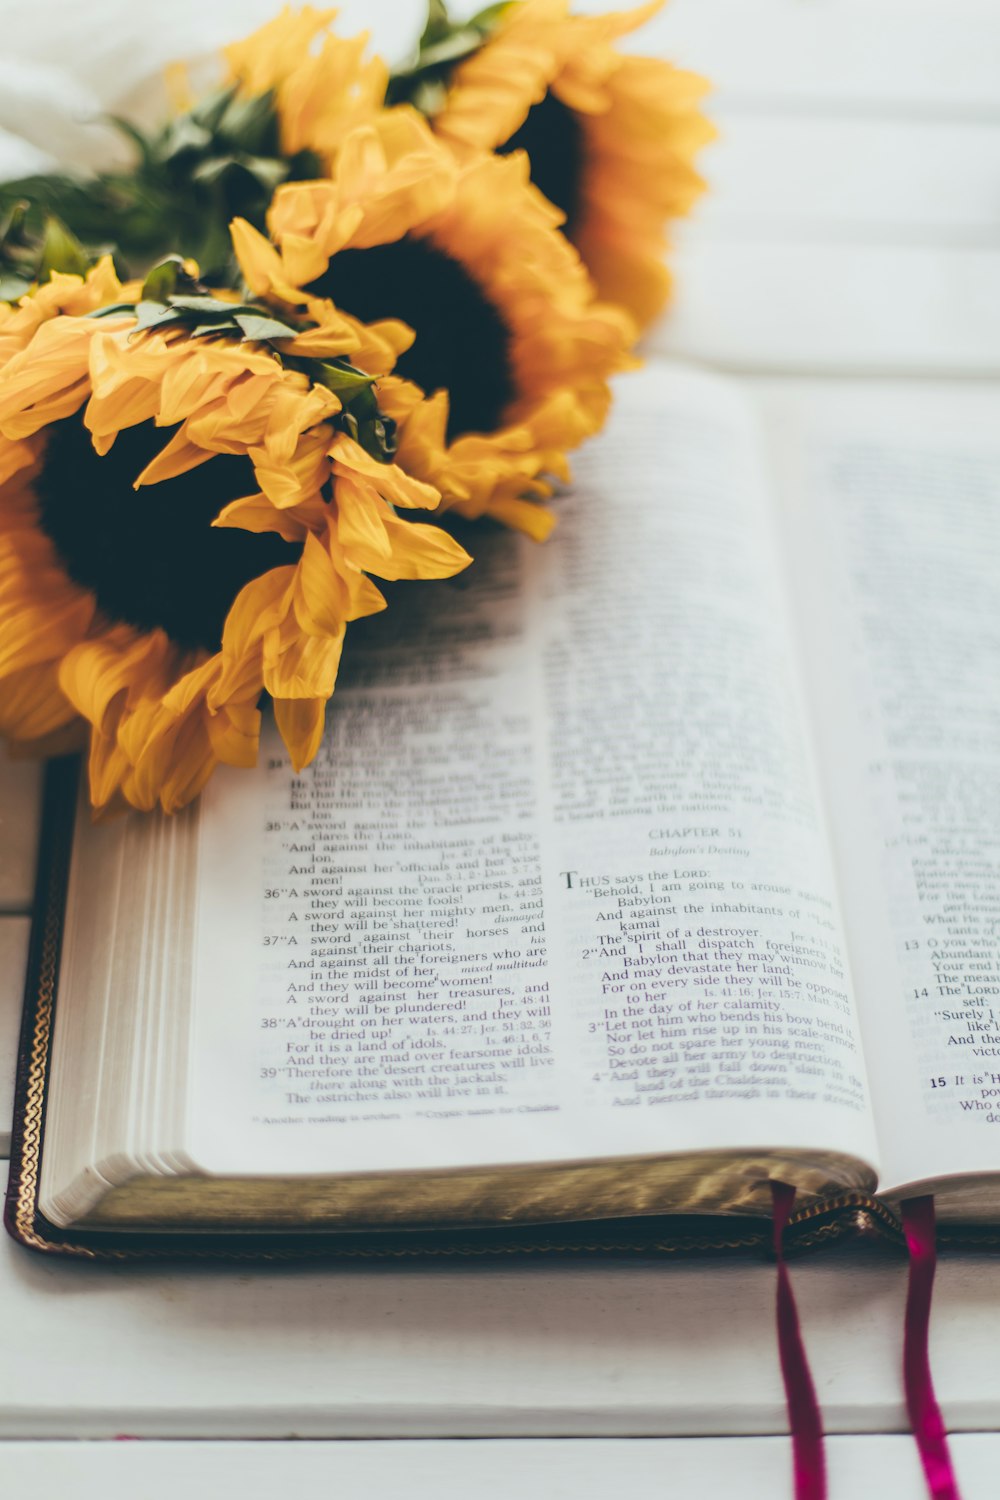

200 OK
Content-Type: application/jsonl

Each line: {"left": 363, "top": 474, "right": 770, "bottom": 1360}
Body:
{"left": 0, "top": 917, "right": 29, "bottom": 1157}
{"left": 5, "top": 1436, "right": 1000, "bottom": 1500}
{"left": 697, "top": 118, "right": 1000, "bottom": 245}
{"left": 633, "top": 0, "right": 1000, "bottom": 117}
{"left": 0, "top": 753, "right": 42, "bottom": 914}
{"left": 2, "top": 1215, "right": 1000, "bottom": 1440}
{"left": 651, "top": 240, "right": 1000, "bottom": 375}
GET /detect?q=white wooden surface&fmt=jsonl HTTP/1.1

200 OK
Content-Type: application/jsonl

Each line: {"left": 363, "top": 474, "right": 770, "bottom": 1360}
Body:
{"left": 2, "top": 1232, "right": 1000, "bottom": 1440}
{"left": 2, "top": 0, "right": 999, "bottom": 1492}
{"left": 6, "top": 1438, "right": 1000, "bottom": 1500}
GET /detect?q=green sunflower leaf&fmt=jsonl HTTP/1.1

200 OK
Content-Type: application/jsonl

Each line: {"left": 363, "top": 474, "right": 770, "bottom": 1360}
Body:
{"left": 160, "top": 115, "right": 214, "bottom": 160}
{"left": 141, "top": 256, "right": 186, "bottom": 303}
{"left": 412, "top": 27, "right": 486, "bottom": 69}
{"left": 310, "top": 359, "right": 377, "bottom": 396}
{"left": 408, "top": 78, "right": 450, "bottom": 116}
{"left": 237, "top": 154, "right": 293, "bottom": 191}
{"left": 107, "top": 114, "right": 156, "bottom": 167}
{"left": 234, "top": 312, "right": 299, "bottom": 342}
{"left": 467, "top": 0, "right": 515, "bottom": 34}
{"left": 38, "top": 216, "right": 90, "bottom": 280}
{"left": 0, "top": 272, "right": 31, "bottom": 301}
{"left": 389, "top": 0, "right": 509, "bottom": 108}
{"left": 420, "top": 0, "right": 453, "bottom": 47}
{"left": 0, "top": 198, "right": 30, "bottom": 245}
{"left": 189, "top": 154, "right": 241, "bottom": 185}
{"left": 129, "top": 299, "right": 182, "bottom": 335}
{"left": 168, "top": 293, "right": 243, "bottom": 315}
{"left": 202, "top": 303, "right": 258, "bottom": 318}
{"left": 191, "top": 320, "right": 241, "bottom": 338}
{"left": 218, "top": 89, "right": 280, "bottom": 157}
{"left": 85, "top": 301, "right": 140, "bottom": 319}
{"left": 0, "top": 78, "right": 291, "bottom": 283}
{"left": 370, "top": 418, "right": 398, "bottom": 458}
{"left": 191, "top": 85, "right": 238, "bottom": 137}
{"left": 189, "top": 152, "right": 289, "bottom": 193}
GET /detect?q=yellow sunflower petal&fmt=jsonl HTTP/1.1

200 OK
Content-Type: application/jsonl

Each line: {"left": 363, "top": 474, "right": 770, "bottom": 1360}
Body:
{"left": 133, "top": 428, "right": 214, "bottom": 487}
{"left": 273, "top": 694, "right": 327, "bottom": 772}
{"left": 487, "top": 495, "right": 558, "bottom": 540}
{"left": 264, "top": 625, "right": 344, "bottom": 701}
{"left": 213, "top": 494, "right": 312, "bottom": 542}
{"left": 213, "top": 567, "right": 298, "bottom": 708}
{"left": 329, "top": 433, "right": 441, "bottom": 509}
{"left": 375, "top": 513, "right": 473, "bottom": 580}
{"left": 58, "top": 626, "right": 175, "bottom": 733}
{"left": 0, "top": 659, "right": 79, "bottom": 742}
{"left": 204, "top": 697, "right": 262, "bottom": 769}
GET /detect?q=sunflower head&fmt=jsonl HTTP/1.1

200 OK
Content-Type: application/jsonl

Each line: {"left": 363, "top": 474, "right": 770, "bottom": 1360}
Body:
{"left": 393, "top": 0, "right": 715, "bottom": 327}
{"left": 0, "top": 255, "right": 470, "bottom": 813}
{"left": 233, "top": 108, "right": 634, "bottom": 538}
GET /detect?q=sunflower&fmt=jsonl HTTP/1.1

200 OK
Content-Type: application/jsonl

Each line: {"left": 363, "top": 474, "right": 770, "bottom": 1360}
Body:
{"left": 232, "top": 109, "right": 634, "bottom": 538}
{"left": 0, "top": 259, "right": 470, "bottom": 813}
{"left": 392, "top": 0, "right": 715, "bottom": 329}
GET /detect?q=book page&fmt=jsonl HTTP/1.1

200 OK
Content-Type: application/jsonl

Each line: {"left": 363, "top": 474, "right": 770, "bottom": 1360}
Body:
{"left": 188, "top": 366, "right": 877, "bottom": 1183}
{"left": 765, "top": 380, "right": 1000, "bottom": 1195}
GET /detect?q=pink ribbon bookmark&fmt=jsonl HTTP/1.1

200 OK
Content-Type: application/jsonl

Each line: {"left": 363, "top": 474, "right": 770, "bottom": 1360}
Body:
{"left": 901, "top": 1196, "right": 962, "bottom": 1500}
{"left": 772, "top": 1182, "right": 827, "bottom": 1500}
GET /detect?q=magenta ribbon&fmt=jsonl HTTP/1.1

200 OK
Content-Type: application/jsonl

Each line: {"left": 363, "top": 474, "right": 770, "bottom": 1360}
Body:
{"left": 901, "top": 1196, "right": 962, "bottom": 1500}
{"left": 772, "top": 1181, "right": 827, "bottom": 1500}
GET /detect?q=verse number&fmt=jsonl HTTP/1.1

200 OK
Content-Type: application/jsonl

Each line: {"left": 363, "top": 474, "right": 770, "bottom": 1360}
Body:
{"left": 930, "top": 1077, "right": 947, "bottom": 1089}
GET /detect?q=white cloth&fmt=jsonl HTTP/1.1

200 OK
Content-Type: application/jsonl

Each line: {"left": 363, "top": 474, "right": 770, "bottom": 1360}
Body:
{"left": 0, "top": 0, "right": 425, "bottom": 180}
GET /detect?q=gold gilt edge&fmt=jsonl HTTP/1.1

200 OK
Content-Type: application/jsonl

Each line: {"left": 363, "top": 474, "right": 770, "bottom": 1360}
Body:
{"left": 6, "top": 760, "right": 910, "bottom": 1265}
{"left": 5, "top": 757, "right": 104, "bottom": 1258}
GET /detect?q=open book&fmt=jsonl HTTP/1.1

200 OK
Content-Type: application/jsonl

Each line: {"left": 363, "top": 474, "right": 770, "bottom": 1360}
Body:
{"left": 10, "top": 363, "right": 1000, "bottom": 1257}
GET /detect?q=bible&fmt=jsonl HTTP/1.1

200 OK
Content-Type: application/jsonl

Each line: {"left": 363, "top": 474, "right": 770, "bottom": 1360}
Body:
{"left": 9, "top": 361, "right": 1000, "bottom": 1260}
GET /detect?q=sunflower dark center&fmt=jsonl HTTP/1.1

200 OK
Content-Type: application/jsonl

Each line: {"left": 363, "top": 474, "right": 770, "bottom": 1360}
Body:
{"left": 497, "top": 91, "right": 584, "bottom": 237}
{"left": 34, "top": 411, "right": 301, "bottom": 653}
{"left": 307, "top": 237, "right": 515, "bottom": 442}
